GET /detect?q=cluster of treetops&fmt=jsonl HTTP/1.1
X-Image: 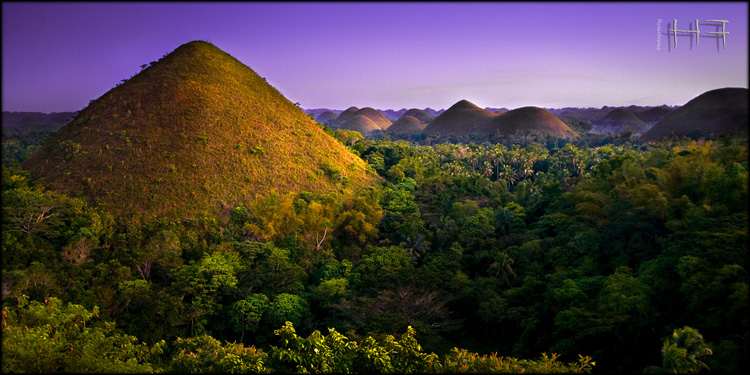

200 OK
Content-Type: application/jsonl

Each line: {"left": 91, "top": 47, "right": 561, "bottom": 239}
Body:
{"left": 2, "top": 126, "right": 747, "bottom": 373}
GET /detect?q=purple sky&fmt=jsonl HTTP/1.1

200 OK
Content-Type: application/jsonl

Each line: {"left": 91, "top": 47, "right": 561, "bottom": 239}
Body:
{"left": 2, "top": 2, "right": 748, "bottom": 113}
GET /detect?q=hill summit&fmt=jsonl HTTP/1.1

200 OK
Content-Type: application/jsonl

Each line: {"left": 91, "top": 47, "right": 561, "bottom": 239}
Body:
{"left": 24, "top": 41, "right": 378, "bottom": 218}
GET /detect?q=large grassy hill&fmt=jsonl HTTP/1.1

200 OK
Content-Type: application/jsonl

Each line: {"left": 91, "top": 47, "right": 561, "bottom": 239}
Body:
{"left": 423, "top": 99, "right": 497, "bottom": 136}
{"left": 24, "top": 41, "right": 379, "bottom": 218}
{"left": 388, "top": 115, "right": 426, "bottom": 133}
{"left": 481, "top": 106, "right": 577, "bottom": 138}
{"left": 640, "top": 87, "right": 748, "bottom": 142}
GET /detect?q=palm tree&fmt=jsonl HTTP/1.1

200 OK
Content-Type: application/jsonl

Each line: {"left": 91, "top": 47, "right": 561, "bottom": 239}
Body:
{"left": 644, "top": 326, "right": 713, "bottom": 374}
{"left": 489, "top": 251, "right": 517, "bottom": 288}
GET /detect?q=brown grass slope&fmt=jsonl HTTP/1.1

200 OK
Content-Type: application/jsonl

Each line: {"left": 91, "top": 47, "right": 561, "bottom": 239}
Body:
{"left": 482, "top": 106, "right": 577, "bottom": 138}
{"left": 424, "top": 99, "right": 498, "bottom": 136}
{"left": 340, "top": 115, "right": 381, "bottom": 135}
{"left": 640, "top": 87, "right": 749, "bottom": 142}
{"left": 401, "top": 108, "right": 434, "bottom": 124}
{"left": 23, "top": 41, "right": 378, "bottom": 218}
{"left": 351, "top": 107, "right": 392, "bottom": 130}
{"left": 388, "top": 116, "right": 426, "bottom": 133}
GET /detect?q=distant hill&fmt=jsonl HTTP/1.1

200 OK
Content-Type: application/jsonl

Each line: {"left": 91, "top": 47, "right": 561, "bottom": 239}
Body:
{"left": 23, "top": 41, "right": 378, "bottom": 218}
{"left": 640, "top": 87, "right": 749, "bottom": 142}
{"left": 388, "top": 116, "right": 426, "bottom": 133}
{"left": 593, "top": 108, "right": 647, "bottom": 134}
{"left": 378, "top": 108, "right": 408, "bottom": 121}
{"left": 334, "top": 106, "right": 360, "bottom": 126}
{"left": 493, "top": 110, "right": 508, "bottom": 115}
{"left": 401, "top": 108, "right": 434, "bottom": 124}
{"left": 423, "top": 108, "right": 444, "bottom": 118}
{"left": 316, "top": 111, "right": 339, "bottom": 125}
{"left": 481, "top": 106, "right": 576, "bottom": 138}
{"left": 635, "top": 106, "right": 673, "bottom": 124}
{"left": 424, "top": 99, "right": 498, "bottom": 136}
{"left": 351, "top": 107, "right": 392, "bottom": 130}
{"left": 2, "top": 111, "right": 75, "bottom": 134}
{"left": 340, "top": 115, "right": 381, "bottom": 135}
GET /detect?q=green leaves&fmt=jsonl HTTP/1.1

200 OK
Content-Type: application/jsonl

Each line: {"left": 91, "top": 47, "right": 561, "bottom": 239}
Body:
{"left": 2, "top": 296, "right": 163, "bottom": 373}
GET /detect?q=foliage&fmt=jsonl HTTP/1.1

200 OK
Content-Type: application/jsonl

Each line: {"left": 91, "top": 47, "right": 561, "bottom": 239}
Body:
{"left": 2, "top": 295, "right": 163, "bottom": 373}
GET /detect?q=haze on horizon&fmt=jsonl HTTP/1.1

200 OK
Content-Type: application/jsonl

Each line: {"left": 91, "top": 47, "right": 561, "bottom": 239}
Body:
{"left": 2, "top": 2, "right": 748, "bottom": 113}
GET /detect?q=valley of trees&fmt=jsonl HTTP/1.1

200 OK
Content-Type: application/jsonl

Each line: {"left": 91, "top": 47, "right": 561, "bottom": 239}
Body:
{"left": 2, "top": 126, "right": 747, "bottom": 373}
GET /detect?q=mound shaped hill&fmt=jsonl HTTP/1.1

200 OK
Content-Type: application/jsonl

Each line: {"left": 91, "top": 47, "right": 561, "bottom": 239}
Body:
{"left": 640, "top": 88, "right": 749, "bottom": 142}
{"left": 401, "top": 108, "right": 434, "bottom": 124}
{"left": 596, "top": 108, "right": 647, "bottom": 133}
{"left": 482, "top": 107, "right": 576, "bottom": 138}
{"left": 334, "top": 107, "right": 360, "bottom": 126}
{"left": 636, "top": 106, "right": 673, "bottom": 124}
{"left": 23, "top": 41, "right": 378, "bottom": 218}
{"left": 424, "top": 100, "right": 498, "bottom": 136}
{"left": 316, "top": 110, "right": 339, "bottom": 124}
{"left": 351, "top": 107, "right": 392, "bottom": 130}
{"left": 340, "top": 115, "right": 381, "bottom": 135}
{"left": 388, "top": 116, "right": 426, "bottom": 133}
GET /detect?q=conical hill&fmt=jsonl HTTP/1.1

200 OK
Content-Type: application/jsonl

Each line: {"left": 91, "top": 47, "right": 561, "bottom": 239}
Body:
{"left": 340, "top": 115, "right": 381, "bottom": 135}
{"left": 424, "top": 99, "right": 497, "bottom": 135}
{"left": 597, "top": 108, "right": 647, "bottom": 133}
{"left": 351, "top": 107, "right": 392, "bottom": 130}
{"left": 316, "top": 110, "right": 339, "bottom": 124}
{"left": 388, "top": 116, "right": 426, "bottom": 133}
{"left": 640, "top": 88, "right": 748, "bottom": 142}
{"left": 482, "top": 106, "right": 576, "bottom": 138}
{"left": 401, "top": 108, "right": 433, "bottom": 124}
{"left": 334, "top": 107, "right": 360, "bottom": 125}
{"left": 23, "top": 41, "right": 378, "bottom": 218}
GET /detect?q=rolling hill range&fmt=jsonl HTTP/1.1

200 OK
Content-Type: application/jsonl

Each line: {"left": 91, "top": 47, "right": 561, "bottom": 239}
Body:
{"left": 481, "top": 106, "right": 577, "bottom": 138}
{"left": 640, "top": 87, "right": 749, "bottom": 142}
{"left": 2, "top": 111, "right": 75, "bottom": 134}
{"left": 388, "top": 115, "right": 426, "bottom": 133}
{"left": 424, "top": 99, "right": 498, "bottom": 136}
{"left": 23, "top": 41, "right": 378, "bottom": 218}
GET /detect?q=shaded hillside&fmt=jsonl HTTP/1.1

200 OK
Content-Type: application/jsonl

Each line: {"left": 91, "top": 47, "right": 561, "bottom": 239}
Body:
{"left": 23, "top": 41, "right": 378, "bottom": 218}
{"left": 636, "top": 106, "right": 673, "bottom": 124}
{"left": 2, "top": 111, "right": 75, "bottom": 134}
{"left": 493, "top": 110, "right": 508, "bottom": 115}
{"left": 388, "top": 116, "right": 426, "bottom": 133}
{"left": 340, "top": 115, "right": 381, "bottom": 135}
{"left": 316, "top": 110, "right": 339, "bottom": 125}
{"left": 640, "top": 87, "right": 749, "bottom": 142}
{"left": 482, "top": 106, "right": 576, "bottom": 138}
{"left": 593, "top": 108, "right": 647, "bottom": 134}
{"left": 402, "top": 108, "right": 434, "bottom": 124}
{"left": 352, "top": 107, "right": 392, "bottom": 130}
{"left": 424, "top": 99, "right": 497, "bottom": 136}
